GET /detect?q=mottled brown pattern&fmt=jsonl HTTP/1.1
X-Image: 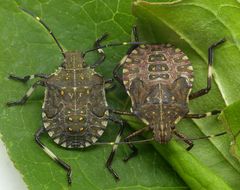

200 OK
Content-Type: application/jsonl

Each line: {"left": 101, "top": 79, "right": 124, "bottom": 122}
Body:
{"left": 123, "top": 44, "right": 193, "bottom": 143}
{"left": 42, "top": 52, "right": 109, "bottom": 148}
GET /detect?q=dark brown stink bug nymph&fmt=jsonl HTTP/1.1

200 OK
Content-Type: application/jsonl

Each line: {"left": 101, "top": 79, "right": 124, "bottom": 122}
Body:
{"left": 113, "top": 26, "right": 226, "bottom": 161}
{"left": 7, "top": 8, "right": 130, "bottom": 184}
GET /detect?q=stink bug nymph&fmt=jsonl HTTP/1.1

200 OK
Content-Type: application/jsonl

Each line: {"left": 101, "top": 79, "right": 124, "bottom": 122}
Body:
{"left": 113, "top": 26, "right": 226, "bottom": 161}
{"left": 7, "top": 7, "right": 130, "bottom": 184}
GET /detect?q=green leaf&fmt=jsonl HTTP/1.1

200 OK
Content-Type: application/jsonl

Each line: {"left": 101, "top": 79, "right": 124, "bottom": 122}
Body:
{"left": 220, "top": 101, "right": 240, "bottom": 163}
{"left": 0, "top": 0, "right": 187, "bottom": 190}
{"left": 132, "top": 0, "right": 240, "bottom": 189}
{"left": 1, "top": 0, "right": 240, "bottom": 189}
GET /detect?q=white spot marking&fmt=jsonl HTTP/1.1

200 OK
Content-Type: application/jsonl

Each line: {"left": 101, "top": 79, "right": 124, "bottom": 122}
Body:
{"left": 123, "top": 80, "right": 128, "bottom": 85}
{"left": 101, "top": 121, "right": 107, "bottom": 126}
{"left": 91, "top": 137, "right": 98, "bottom": 143}
{"left": 48, "top": 131, "right": 54, "bottom": 137}
{"left": 132, "top": 50, "right": 138, "bottom": 54}
{"left": 160, "top": 124, "right": 164, "bottom": 131}
{"left": 126, "top": 58, "right": 132, "bottom": 63}
{"left": 97, "top": 130, "right": 104, "bottom": 136}
{"left": 43, "top": 122, "right": 50, "bottom": 128}
{"left": 85, "top": 142, "right": 91, "bottom": 147}
{"left": 54, "top": 138, "right": 60, "bottom": 144}
{"left": 187, "top": 66, "right": 193, "bottom": 70}
{"left": 175, "top": 48, "right": 181, "bottom": 52}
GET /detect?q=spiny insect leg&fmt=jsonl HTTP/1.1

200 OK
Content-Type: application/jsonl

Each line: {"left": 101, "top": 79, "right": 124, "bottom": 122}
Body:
{"left": 189, "top": 38, "right": 226, "bottom": 100}
{"left": 91, "top": 33, "right": 108, "bottom": 68}
{"left": 184, "top": 110, "right": 221, "bottom": 119}
{"left": 8, "top": 73, "right": 48, "bottom": 83}
{"left": 35, "top": 127, "right": 72, "bottom": 185}
{"left": 174, "top": 131, "right": 194, "bottom": 151}
{"left": 106, "top": 117, "right": 125, "bottom": 181}
{"left": 6, "top": 80, "right": 44, "bottom": 106}
{"left": 123, "top": 127, "right": 149, "bottom": 162}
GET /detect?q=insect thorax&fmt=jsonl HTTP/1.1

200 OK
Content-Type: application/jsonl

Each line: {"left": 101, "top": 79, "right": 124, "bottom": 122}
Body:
{"left": 62, "top": 51, "right": 85, "bottom": 69}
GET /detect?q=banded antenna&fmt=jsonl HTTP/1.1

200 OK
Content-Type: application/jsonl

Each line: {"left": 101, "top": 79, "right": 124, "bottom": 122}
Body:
{"left": 83, "top": 41, "right": 145, "bottom": 56}
{"left": 94, "top": 131, "right": 227, "bottom": 145}
{"left": 19, "top": 7, "right": 65, "bottom": 58}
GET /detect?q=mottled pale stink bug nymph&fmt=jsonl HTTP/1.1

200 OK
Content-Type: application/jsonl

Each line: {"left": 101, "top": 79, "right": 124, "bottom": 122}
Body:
{"left": 113, "top": 26, "right": 226, "bottom": 161}
{"left": 7, "top": 7, "right": 132, "bottom": 184}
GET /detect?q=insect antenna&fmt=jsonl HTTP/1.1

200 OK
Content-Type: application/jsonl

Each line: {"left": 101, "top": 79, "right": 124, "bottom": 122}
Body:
{"left": 19, "top": 7, "right": 65, "bottom": 58}
{"left": 186, "top": 131, "right": 227, "bottom": 141}
{"left": 83, "top": 41, "right": 145, "bottom": 56}
{"left": 94, "top": 138, "right": 154, "bottom": 145}
{"left": 94, "top": 131, "right": 227, "bottom": 146}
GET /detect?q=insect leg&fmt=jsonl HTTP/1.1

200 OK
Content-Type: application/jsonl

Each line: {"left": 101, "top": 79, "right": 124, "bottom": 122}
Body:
{"left": 91, "top": 34, "right": 108, "bottom": 68}
{"left": 6, "top": 80, "right": 44, "bottom": 106}
{"left": 106, "top": 117, "right": 125, "bottom": 180}
{"left": 8, "top": 73, "right": 48, "bottom": 83}
{"left": 189, "top": 39, "right": 225, "bottom": 100}
{"left": 35, "top": 127, "right": 72, "bottom": 185}
{"left": 184, "top": 110, "right": 221, "bottom": 119}
{"left": 173, "top": 131, "right": 194, "bottom": 151}
{"left": 123, "top": 127, "right": 149, "bottom": 162}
